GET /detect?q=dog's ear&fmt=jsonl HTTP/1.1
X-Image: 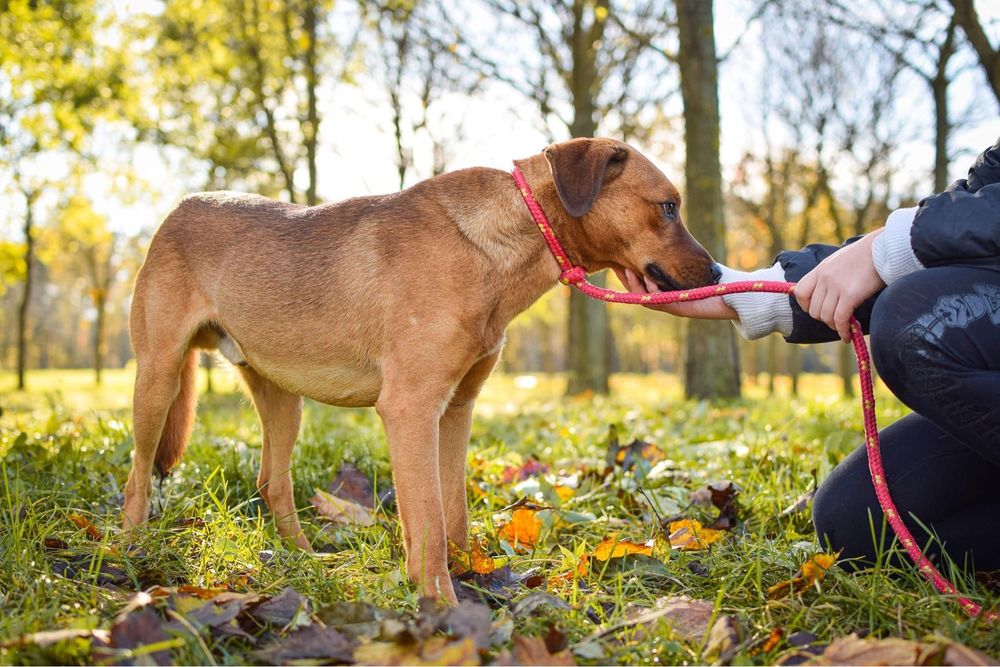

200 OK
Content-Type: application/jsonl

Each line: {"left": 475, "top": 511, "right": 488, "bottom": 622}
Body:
{"left": 543, "top": 140, "right": 628, "bottom": 218}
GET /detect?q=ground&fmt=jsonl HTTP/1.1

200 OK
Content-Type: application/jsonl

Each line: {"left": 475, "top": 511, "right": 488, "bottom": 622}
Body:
{"left": 0, "top": 368, "right": 997, "bottom": 665}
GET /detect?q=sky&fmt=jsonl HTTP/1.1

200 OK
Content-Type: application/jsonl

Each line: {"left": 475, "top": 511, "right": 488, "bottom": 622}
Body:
{"left": 4, "top": 0, "right": 1000, "bottom": 241}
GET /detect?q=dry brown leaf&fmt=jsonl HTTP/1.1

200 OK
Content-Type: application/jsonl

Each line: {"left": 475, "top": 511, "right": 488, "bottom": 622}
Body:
{"left": 498, "top": 508, "right": 542, "bottom": 551}
{"left": 592, "top": 537, "right": 652, "bottom": 561}
{"left": 811, "top": 634, "right": 940, "bottom": 666}
{"left": 767, "top": 553, "right": 837, "bottom": 600}
{"left": 591, "top": 596, "right": 714, "bottom": 644}
{"left": 68, "top": 513, "right": 103, "bottom": 540}
{"left": 310, "top": 488, "right": 374, "bottom": 526}
{"left": 943, "top": 642, "right": 1000, "bottom": 666}
{"left": 256, "top": 625, "right": 356, "bottom": 664}
{"left": 511, "top": 634, "right": 576, "bottom": 665}
{"left": 668, "top": 519, "right": 725, "bottom": 551}
{"left": 329, "top": 462, "right": 375, "bottom": 509}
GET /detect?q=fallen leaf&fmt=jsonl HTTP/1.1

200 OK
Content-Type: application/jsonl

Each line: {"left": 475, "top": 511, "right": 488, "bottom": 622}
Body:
{"left": 942, "top": 641, "right": 1000, "bottom": 666}
{"left": 498, "top": 508, "right": 542, "bottom": 551}
{"left": 704, "top": 615, "right": 744, "bottom": 663}
{"left": 354, "top": 636, "right": 478, "bottom": 666}
{"left": 441, "top": 600, "right": 493, "bottom": 649}
{"left": 329, "top": 461, "right": 375, "bottom": 509}
{"left": 812, "top": 633, "right": 941, "bottom": 665}
{"left": 511, "top": 634, "right": 576, "bottom": 665}
{"left": 668, "top": 519, "right": 725, "bottom": 550}
{"left": 110, "top": 606, "right": 171, "bottom": 666}
{"left": 767, "top": 553, "right": 837, "bottom": 600}
{"left": 592, "top": 537, "right": 653, "bottom": 561}
{"left": 310, "top": 488, "right": 374, "bottom": 526}
{"left": 449, "top": 536, "right": 506, "bottom": 575}
{"left": 553, "top": 485, "right": 575, "bottom": 502}
{"left": 247, "top": 586, "right": 311, "bottom": 627}
{"left": 705, "top": 481, "right": 741, "bottom": 529}
{"left": 255, "top": 624, "right": 356, "bottom": 664}
{"left": 68, "top": 514, "right": 103, "bottom": 541}
{"left": 454, "top": 565, "right": 536, "bottom": 607}
{"left": 760, "top": 628, "right": 784, "bottom": 654}
{"left": 502, "top": 457, "right": 549, "bottom": 484}
{"left": 43, "top": 538, "right": 68, "bottom": 550}
{"left": 512, "top": 592, "right": 572, "bottom": 617}
{"left": 589, "top": 596, "right": 714, "bottom": 644}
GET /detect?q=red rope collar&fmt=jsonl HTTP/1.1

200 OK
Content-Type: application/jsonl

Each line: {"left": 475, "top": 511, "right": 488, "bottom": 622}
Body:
{"left": 512, "top": 165, "right": 994, "bottom": 621}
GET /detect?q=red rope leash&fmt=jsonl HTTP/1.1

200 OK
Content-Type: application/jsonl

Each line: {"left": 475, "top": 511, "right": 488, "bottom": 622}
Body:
{"left": 512, "top": 166, "right": 995, "bottom": 620}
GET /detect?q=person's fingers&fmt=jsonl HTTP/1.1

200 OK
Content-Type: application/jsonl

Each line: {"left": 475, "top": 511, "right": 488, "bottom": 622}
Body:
{"left": 643, "top": 275, "right": 662, "bottom": 293}
{"left": 794, "top": 271, "right": 816, "bottom": 311}
{"left": 818, "top": 288, "right": 839, "bottom": 332}
{"left": 807, "top": 281, "right": 827, "bottom": 321}
{"left": 626, "top": 270, "right": 647, "bottom": 293}
{"left": 834, "top": 300, "right": 855, "bottom": 343}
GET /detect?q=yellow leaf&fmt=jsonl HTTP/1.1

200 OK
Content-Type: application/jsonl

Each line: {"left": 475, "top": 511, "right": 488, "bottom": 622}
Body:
{"left": 554, "top": 485, "right": 575, "bottom": 502}
{"left": 767, "top": 552, "right": 837, "bottom": 599}
{"left": 310, "top": 488, "right": 374, "bottom": 526}
{"left": 354, "top": 636, "right": 478, "bottom": 666}
{"left": 592, "top": 537, "right": 652, "bottom": 561}
{"left": 498, "top": 508, "right": 542, "bottom": 551}
{"left": 667, "top": 519, "right": 724, "bottom": 551}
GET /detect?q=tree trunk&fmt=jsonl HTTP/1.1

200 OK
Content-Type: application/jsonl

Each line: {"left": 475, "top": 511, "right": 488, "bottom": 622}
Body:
{"left": 676, "top": 0, "right": 740, "bottom": 399}
{"left": 838, "top": 342, "right": 854, "bottom": 397}
{"left": 303, "top": 0, "right": 320, "bottom": 205}
{"left": 94, "top": 291, "right": 106, "bottom": 385}
{"left": 16, "top": 193, "right": 35, "bottom": 391}
{"left": 931, "top": 20, "right": 956, "bottom": 193}
{"left": 948, "top": 0, "right": 1000, "bottom": 108}
{"left": 565, "top": 0, "right": 612, "bottom": 396}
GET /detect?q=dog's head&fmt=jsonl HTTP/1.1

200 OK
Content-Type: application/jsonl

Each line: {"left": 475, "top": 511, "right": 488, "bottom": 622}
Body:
{"left": 522, "top": 137, "right": 718, "bottom": 290}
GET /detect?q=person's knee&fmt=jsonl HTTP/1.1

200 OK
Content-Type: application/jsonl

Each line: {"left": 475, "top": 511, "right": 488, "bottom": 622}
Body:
{"left": 869, "top": 271, "right": 946, "bottom": 400}
{"left": 812, "top": 470, "right": 880, "bottom": 569}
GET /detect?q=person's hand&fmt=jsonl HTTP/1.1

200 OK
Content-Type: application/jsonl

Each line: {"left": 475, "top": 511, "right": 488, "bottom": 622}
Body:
{"left": 612, "top": 268, "right": 738, "bottom": 320}
{"left": 794, "top": 230, "right": 885, "bottom": 342}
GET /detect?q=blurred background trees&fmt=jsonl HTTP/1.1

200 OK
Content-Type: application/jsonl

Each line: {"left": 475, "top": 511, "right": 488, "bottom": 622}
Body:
{"left": 2, "top": 0, "right": 997, "bottom": 398}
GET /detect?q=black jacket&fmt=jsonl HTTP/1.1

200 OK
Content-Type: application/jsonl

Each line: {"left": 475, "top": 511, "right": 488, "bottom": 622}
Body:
{"left": 777, "top": 137, "right": 1000, "bottom": 344}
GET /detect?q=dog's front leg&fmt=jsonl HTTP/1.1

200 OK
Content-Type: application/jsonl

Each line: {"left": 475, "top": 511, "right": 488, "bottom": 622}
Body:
{"left": 376, "top": 383, "right": 455, "bottom": 604}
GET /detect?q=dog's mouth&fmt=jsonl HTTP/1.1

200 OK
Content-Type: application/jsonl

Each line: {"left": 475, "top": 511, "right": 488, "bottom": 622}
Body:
{"left": 642, "top": 263, "right": 683, "bottom": 291}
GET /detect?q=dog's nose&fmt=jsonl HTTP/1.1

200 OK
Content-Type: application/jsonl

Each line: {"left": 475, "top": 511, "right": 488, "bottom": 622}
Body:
{"left": 709, "top": 263, "right": 723, "bottom": 284}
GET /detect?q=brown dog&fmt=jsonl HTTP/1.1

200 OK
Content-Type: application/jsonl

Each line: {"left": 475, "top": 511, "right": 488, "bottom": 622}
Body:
{"left": 123, "top": 137, "right": 716, "bottom": 603}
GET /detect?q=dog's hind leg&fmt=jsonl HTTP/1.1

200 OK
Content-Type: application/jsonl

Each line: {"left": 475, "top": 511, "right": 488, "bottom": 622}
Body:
{"left": 124, "top": 345, "right": 199, "bottom": 529}
{"left": 439, "top": 349, "right": 501, "bottom": 549}
{"left": 239, "top": 366, "right": 308, "bottom": 550}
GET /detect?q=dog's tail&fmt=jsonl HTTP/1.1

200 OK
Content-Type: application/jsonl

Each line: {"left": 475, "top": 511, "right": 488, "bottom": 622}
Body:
{"left": 154, "top": 347, "right": 199, "bottom": 476}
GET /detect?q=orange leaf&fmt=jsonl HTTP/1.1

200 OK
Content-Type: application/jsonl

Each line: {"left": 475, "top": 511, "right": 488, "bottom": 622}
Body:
{"left": 548, "top": 554, "right": 589, "bottom": 586}
{"left": 767, "top": 553, "right": 837, "bottom": 599}
{"left": 68, "top": 514, "right": 103, "bottom": 541}
{"left": 667, "top": 519, "right": 724, "bottom": 551}
{"left": 448, "top": 536, "right": 505, "bottom": 575}
{"left": 592, "top": 537, "right": 652, "bottom": 561}
{"left": 498, "top": 508, "right": 542, "bottom": 551}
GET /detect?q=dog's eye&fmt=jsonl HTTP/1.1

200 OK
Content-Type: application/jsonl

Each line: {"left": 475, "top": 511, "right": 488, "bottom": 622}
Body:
{"left": 661, "top": 201, "right": 678, "bottom": 221}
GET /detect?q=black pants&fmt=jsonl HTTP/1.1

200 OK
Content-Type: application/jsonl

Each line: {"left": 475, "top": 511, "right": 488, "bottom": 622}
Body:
{"left": 812, "top": 265, "right": 1000, "bottom": 571}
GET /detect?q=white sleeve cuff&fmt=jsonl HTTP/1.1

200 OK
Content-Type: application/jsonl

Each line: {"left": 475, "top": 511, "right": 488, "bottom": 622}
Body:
{"left": 718, "top": 263, "right": 794, "bottom": 340}
{"left": 872, "top": 207, "right": 923, "bottom": 285}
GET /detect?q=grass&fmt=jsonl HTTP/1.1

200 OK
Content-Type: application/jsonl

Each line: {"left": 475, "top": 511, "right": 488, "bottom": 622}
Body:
{"left": 1, "top": 368, "right": 997, "bottom": 664}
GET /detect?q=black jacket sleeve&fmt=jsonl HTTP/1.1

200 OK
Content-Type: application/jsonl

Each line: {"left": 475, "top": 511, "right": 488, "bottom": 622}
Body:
{"left": 775, "top": 237, "right": 883, "bottom": 344}
{"left": 911, "top": 137, "right": 1000, "bottom": 269}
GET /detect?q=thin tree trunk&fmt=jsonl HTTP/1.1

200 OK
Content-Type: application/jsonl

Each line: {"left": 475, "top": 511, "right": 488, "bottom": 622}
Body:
{"left": 304, "top": 0, "right": 320, "bottom": 205}
{"left": 94, "top": 291, "right": 106, "bottom": 385}
{"left": 948, "top": 0, "right": 1000, "bottom": 107}
{"left": 16, "top": 192, "right": 35, "bottom": 391}
{"left": 931, "top": 20, "right": 956, "bottom": 193}
{"left": 565, "top": 0, "right": 611, "bottom": 396}
{"left": 676, "top": 0, "right": 740, "bottom": 399}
